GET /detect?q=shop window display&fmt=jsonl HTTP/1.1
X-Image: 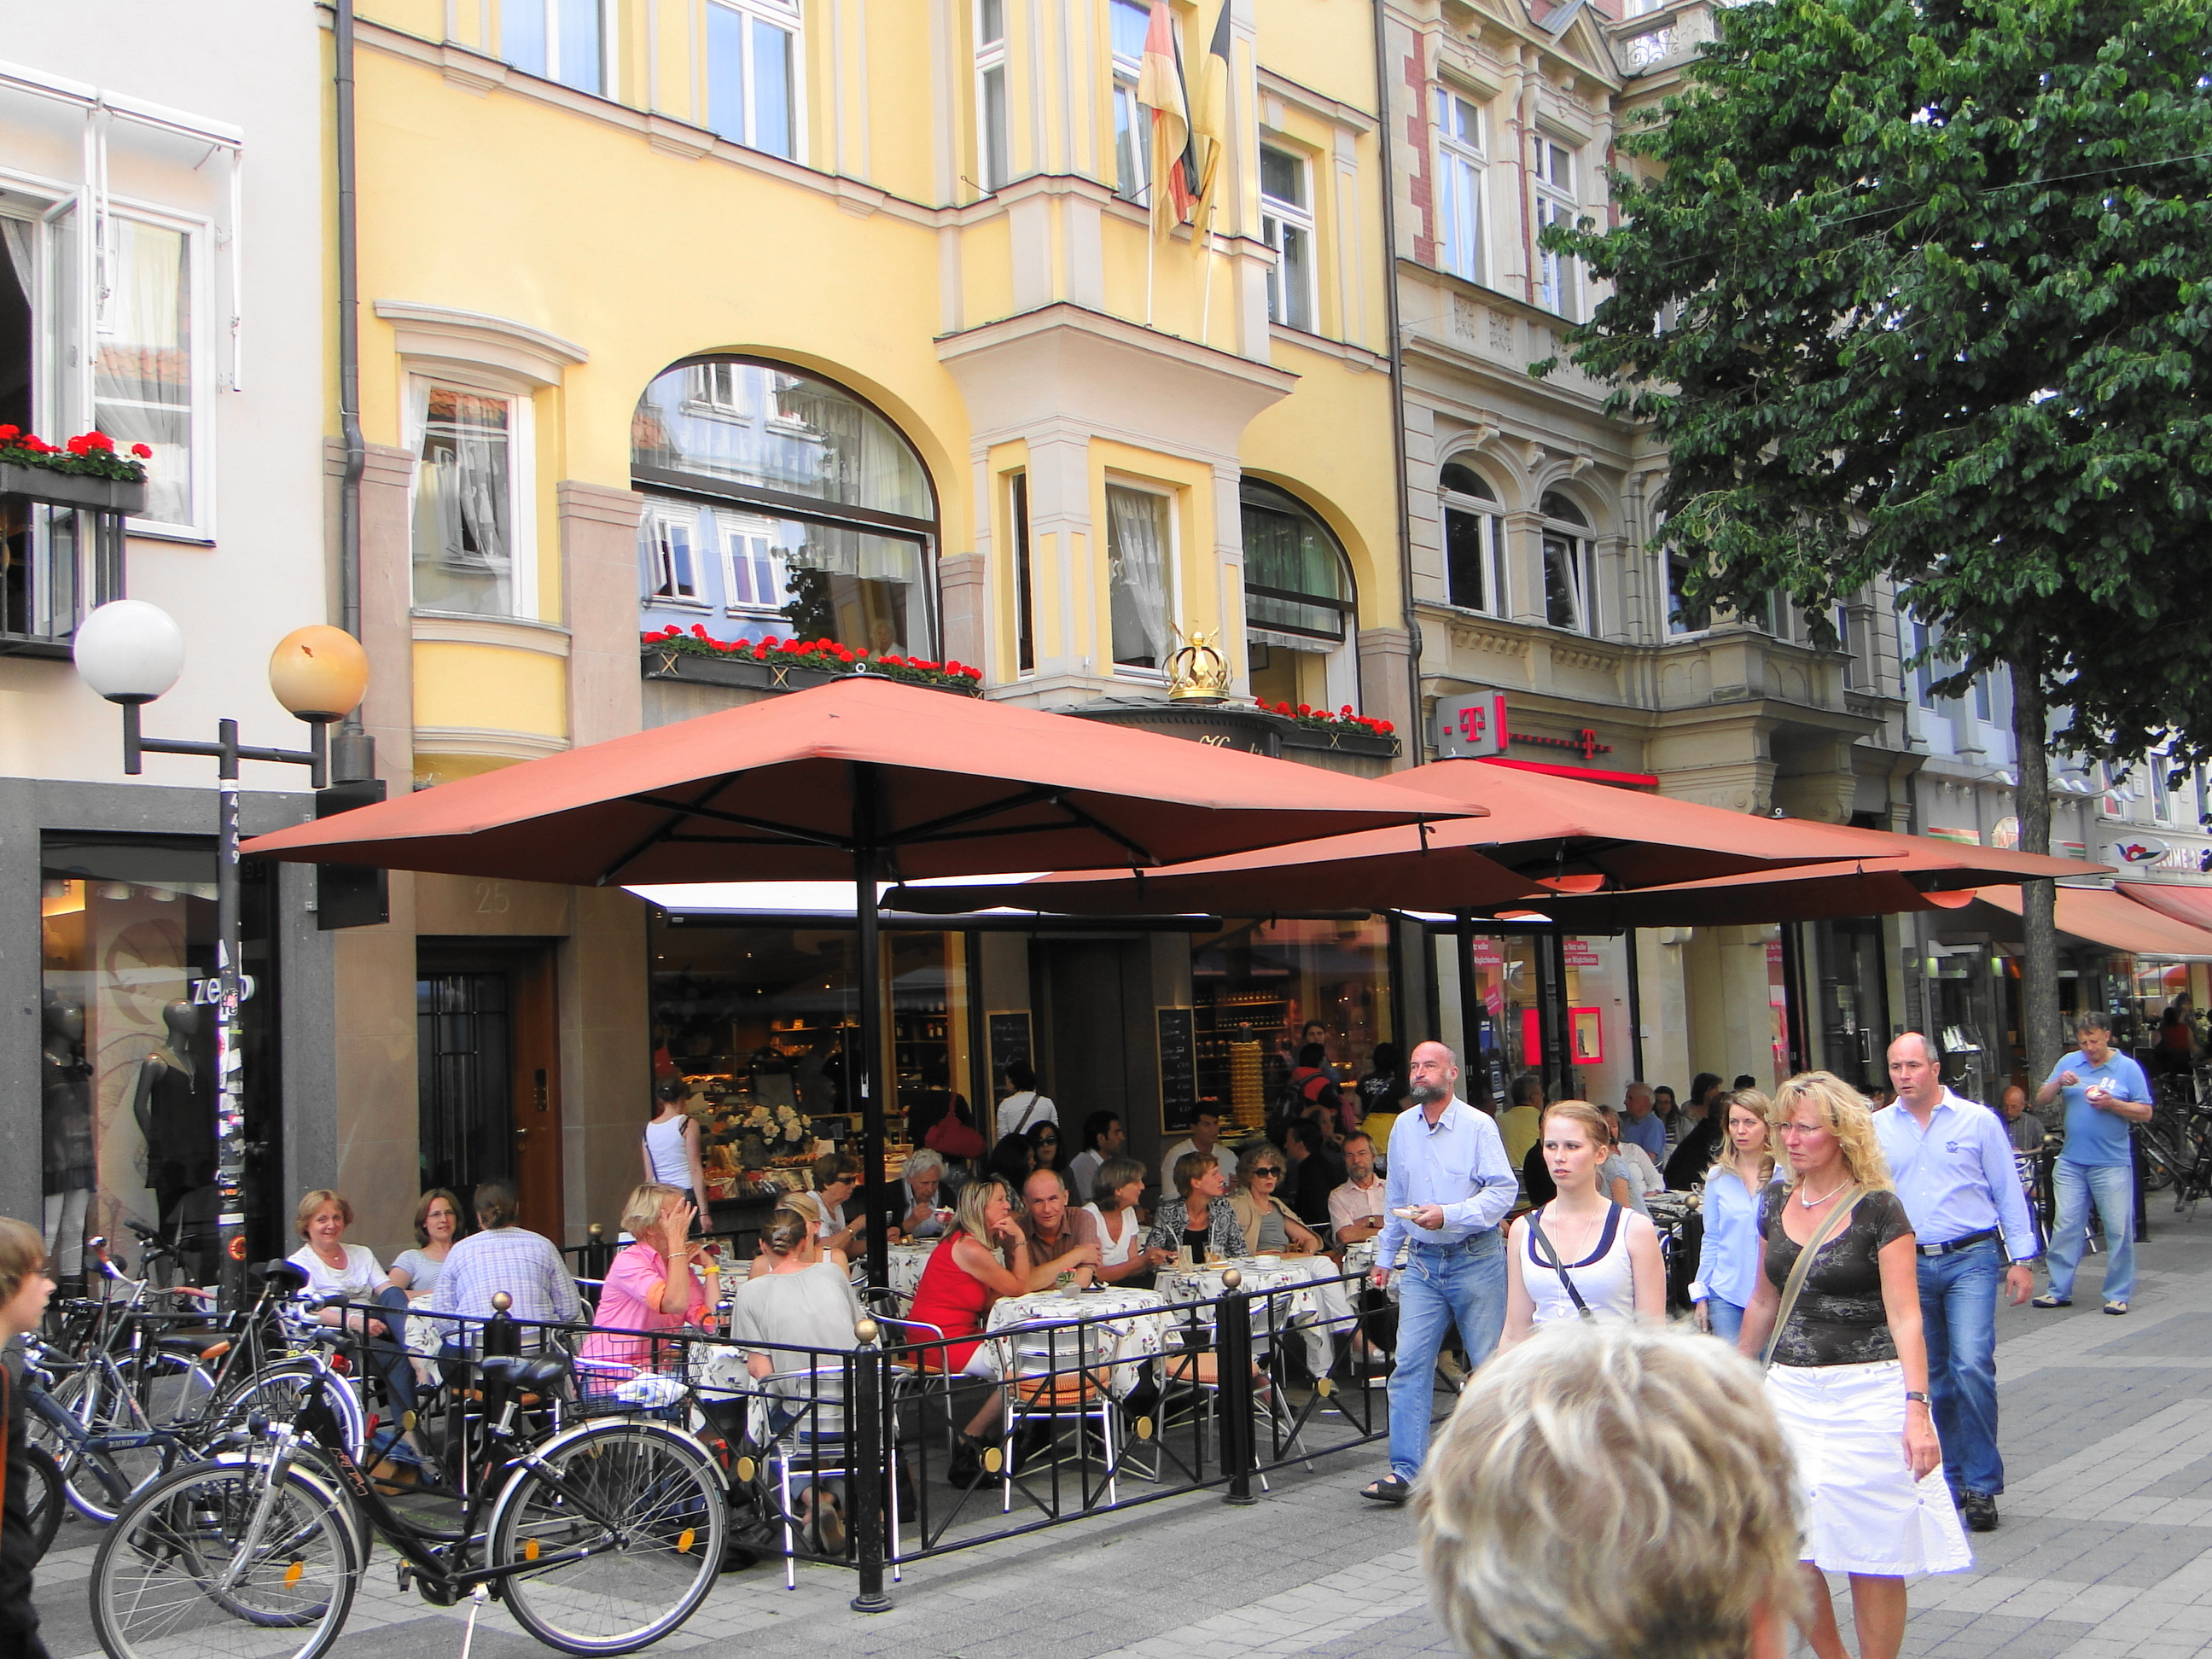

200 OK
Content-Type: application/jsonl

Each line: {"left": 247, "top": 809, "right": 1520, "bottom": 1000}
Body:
{"left": 38, "top": 836, "right": 278, "bottom": 1288}
{"left": 645, "top": 917, "right": 973, "bottom": 1222}
{"left": 1189, "top": 918, "right": 1394, "bottom": 1134}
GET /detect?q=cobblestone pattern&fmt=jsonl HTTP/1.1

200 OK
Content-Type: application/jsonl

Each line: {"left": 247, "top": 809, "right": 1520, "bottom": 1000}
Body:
{"left": 38, "top": 1222, "right": 2212, "bottom": 1657}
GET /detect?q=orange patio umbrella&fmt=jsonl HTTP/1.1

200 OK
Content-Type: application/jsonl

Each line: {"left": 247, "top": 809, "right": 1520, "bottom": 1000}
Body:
{"left": 239, "top": 676, "right": 1476, "bottom": 1284}
{"left": 890, "top": 757, "right": 1904, "bottom": 917}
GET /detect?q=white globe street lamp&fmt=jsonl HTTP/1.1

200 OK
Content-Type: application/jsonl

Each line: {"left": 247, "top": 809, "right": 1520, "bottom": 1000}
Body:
{"left": 73, "top": 601, "right": 369, "bottom": 1301}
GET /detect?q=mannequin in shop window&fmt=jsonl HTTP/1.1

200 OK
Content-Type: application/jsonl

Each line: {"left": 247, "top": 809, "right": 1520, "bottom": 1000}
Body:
{"left": 41, "top": 992, "right": 95, "bottom": 1289}
{"left": 133, "top": 1000, "right": 219, "bottom": 1285}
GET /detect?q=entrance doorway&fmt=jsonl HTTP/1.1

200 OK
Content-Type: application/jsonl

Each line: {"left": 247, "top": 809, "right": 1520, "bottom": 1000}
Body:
{"left": 416, "top": 942, "right": 563, "bottom": 1234}
{"left": 1813, "top": 917, "right": 1890, "bottom": 1093}
{"left": 1032, "top": 938, "right": 1150, "bottom": 1144}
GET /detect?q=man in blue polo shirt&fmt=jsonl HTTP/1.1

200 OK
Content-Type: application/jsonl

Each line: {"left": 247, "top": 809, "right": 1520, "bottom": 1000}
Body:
{"left": 2034, "top": 1012, "right": 2153, "bottom": 1317}
{"left": 1359, "top": 1039, "right": 1516, "bottom": 1507}
{"left": 1876, "top": 1033, "right": 2039, "bottom": 1533}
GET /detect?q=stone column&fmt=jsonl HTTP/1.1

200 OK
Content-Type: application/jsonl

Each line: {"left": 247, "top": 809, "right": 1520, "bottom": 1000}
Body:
{"left": 560, "top": 481, "right": 645, "bottom": 747}
{"left": 938, "top": 550, "right": 987, "bottom": 671}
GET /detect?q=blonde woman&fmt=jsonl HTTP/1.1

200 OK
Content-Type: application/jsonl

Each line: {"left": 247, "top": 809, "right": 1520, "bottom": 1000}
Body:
{"left": 1738, "top": 1072, "right": 1968, "bottom": 1659}
{"left": 906, "top": 1176, "right": 1033, "bottom": 1486}
{"left": 1692, "top": 1091, "right": 1782, "bottom": 1344}
{"left": 1417, "top": 1321, "right": 1802, "bottom": 1659}
{"left": 1501, "top": 1102, "right": 1664, "bottom": 1346}
{"left": 580, "top": 1184, "right": 712, "bottom": 1372}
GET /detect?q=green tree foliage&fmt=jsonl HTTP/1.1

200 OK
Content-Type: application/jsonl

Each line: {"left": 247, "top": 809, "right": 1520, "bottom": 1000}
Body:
{"left": 1544, "top": 0, "right": 2212, "bottom": 764}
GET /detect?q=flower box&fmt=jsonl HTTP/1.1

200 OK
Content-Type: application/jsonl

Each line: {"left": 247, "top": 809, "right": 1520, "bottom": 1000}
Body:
{"left": 640, "top": 633, "right": 986, "bottom": 697}
{"left": 1276, "top": 718, "right": 1401, "bottom": 760}
{"left": 0, "top": 460, "right": 148, "bottom": 517}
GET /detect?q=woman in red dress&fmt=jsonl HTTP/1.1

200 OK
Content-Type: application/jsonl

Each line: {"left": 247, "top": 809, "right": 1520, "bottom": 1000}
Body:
{"left": 905, "top": 1176, "right": 1032, "bottom": 1484}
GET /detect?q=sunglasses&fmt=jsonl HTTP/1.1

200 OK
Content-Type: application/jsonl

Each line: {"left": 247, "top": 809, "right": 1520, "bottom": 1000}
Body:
{"left": 1251, "top": 1167, "right": 1284, "bottom": 1179}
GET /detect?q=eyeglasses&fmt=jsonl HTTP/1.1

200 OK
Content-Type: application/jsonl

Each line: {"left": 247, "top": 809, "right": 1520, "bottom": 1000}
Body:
{"left": 1251, "top": 1167, "right": 1284, "bottom": 1179}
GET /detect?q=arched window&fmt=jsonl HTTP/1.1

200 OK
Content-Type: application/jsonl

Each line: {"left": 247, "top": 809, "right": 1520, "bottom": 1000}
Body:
{"left": 632, "top": 358, "right": 937, "bottom": 655}
{"left": 1241, "top": 480, "right": 1352, "bottom": 642}
{"left": 1539, "top": 490, "right": 1592, "bottom": 633}
{"left": 1440, "top": 461, "right": 1504, "bottom": 614}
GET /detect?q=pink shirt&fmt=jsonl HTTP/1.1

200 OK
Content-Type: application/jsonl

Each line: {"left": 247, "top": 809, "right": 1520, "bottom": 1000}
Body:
{"left": 579, "top": 1240, "right": 708, "bottom": 1371}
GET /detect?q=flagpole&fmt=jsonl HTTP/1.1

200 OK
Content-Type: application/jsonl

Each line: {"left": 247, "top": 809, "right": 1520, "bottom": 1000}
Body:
{"left": 1147, "top": 229, "right": 1156, "bottom": 329}
{"left": 1199, "top": 228, "right": 1214, "bottom": 346}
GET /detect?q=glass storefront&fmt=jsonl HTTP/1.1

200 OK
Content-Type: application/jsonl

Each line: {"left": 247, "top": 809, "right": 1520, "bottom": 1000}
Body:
{"left": 38, "top": 835, "right": 280, "bottom": 1285}
{"left": 1189, "top": 918, "right": 1394, "bottom": 1133}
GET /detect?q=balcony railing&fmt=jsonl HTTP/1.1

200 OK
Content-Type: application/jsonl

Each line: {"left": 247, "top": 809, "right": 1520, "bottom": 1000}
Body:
{"left": 0, "top": 463, "right": 143, "bottom": 659}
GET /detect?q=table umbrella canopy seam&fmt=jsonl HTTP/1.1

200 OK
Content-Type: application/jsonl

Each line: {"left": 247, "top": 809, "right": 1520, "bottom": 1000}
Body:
{"left": 236, "top": 678, "right": 1479, "bottom": 886}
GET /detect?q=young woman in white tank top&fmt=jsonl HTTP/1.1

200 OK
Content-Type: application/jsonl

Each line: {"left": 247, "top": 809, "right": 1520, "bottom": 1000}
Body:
{"left": 1500, "top": 1100, "right": 1667, "bottom": 1344}
{"left": 642, "top": 1079, "right": 709, "bottom": 1221}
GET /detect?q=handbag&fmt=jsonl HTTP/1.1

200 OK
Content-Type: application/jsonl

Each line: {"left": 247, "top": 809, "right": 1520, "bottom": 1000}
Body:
{"left": 924, "top": 1109, "right": 985, "bottom": 1161}
{"left": 1527, "top": 1206, "right": 1601, "bottom": 1321}
{"left": 1759, "top": 1185, "right": 1867, "bottom": 1370}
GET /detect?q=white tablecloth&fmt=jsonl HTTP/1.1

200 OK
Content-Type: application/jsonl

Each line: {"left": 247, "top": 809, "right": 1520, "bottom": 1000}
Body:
{"left": 985, "top": 1286, "right": 1169, "bottom": 1398}
{"left": 1161, "top": 1255, "right": 1356, "bottom": 1372}
{"left": 885, "top": 1243, "right": 935, "bottom": 1307}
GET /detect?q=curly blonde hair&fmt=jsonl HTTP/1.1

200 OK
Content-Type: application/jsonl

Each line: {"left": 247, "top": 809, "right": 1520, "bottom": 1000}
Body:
{"left": 1768, "top": 1072, "right": 1891, "bottom": 1192}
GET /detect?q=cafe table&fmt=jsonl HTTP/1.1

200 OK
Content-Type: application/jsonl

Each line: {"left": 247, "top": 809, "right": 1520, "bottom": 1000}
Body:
{"left": 984, "top": 1284, "right": 1170, "bottom": 1398}
{"left": 884, "top": 1241, "right": 936, "bottom": 1307}
{"left": 1161, "top": 1254, "right": 1359, "bottom": 1373}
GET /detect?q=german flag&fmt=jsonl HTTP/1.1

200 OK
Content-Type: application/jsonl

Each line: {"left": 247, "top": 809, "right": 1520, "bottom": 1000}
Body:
{"left": 1138, "top": 0, "right": 1196, "bottom": 239}
{"left": 1187, "top": 2, "right": 1233, "bottom": 256}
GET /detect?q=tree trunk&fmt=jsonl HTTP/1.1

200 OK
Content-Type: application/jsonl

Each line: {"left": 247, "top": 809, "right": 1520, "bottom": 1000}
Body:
{"left": 2012, "top": 650, "right": 2064, "bottom": 1091}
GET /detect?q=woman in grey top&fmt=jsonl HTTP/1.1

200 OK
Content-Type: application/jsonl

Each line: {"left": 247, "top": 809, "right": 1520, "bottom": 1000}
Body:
{"left": 726, "top": 1207, "right": 866, "bottom": 1554}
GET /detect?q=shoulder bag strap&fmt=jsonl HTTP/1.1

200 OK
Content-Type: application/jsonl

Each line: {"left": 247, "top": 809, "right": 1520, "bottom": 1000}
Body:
{"left": 1760, "top": 1185, "right": 1868, "bottom": 1371}
{"left": 1527, "top": 1208, "right": 1595, "bottom": 1321}
{"left": 1011, "top": 1092, "right": 1042, "bottom": 1134}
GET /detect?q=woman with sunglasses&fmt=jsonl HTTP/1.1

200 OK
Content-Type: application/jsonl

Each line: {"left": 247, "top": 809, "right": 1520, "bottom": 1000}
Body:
{"left": 1024, "top": 1119, "right": 1064, "bottom": 1174}
{"left": 1229, "top": 1152, "right": 1324, "bottom": 1255}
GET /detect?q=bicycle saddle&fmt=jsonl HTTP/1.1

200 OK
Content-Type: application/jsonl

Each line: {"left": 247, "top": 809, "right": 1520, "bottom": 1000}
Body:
{"left": 258, "top": 1260, "right": 311, "bottom": 1294}
{"left": 479, "top": 1354, "right": 570, "bottom": 1391}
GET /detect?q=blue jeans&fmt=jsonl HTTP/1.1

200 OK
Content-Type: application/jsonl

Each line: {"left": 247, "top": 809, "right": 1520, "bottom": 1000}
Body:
{"left": 1917, "top": 1237, "right": 2004, "bottom": 1497}
{"left": 2046, "top": 1159, "right": 2135, "bottom": 1303}
{"left": 1386, "top": 1231, "right": 1507, "bottom": 1481}
{"left": 1703, "top": 1298, "right": 1745, "bottom": 1344}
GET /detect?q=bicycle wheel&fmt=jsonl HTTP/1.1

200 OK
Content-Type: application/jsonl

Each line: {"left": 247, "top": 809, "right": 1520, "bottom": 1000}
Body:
{"left": 2141, "top": 1131, "right": 2180, "bottom": 1192}
{"left": 33, "top": 1365, "right": 171, "bottom": 1524}
{"left": 23, "top": 1443, "right": 63, "bottom": 1561}
{"left": 490, "top": 1422, "right": 726, "bottom": 1654}
{"left": 90, "top": 1456, "right": 358, "bottom": 1659}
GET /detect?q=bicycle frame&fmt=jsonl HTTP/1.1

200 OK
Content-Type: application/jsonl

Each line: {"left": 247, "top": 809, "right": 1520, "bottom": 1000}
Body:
{"left": 264, "top": 1357, "right": 683, "bottom": 1599}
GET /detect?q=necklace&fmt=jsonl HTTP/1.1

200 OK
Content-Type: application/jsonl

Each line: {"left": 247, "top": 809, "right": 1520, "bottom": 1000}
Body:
{"left": 1796, "top": 1176, "right": 1849, "bottom": 1208}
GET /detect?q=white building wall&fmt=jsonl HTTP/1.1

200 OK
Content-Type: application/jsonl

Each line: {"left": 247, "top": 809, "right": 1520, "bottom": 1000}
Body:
{"left": 0, "top": 2, "right": 329, "bottom": 783}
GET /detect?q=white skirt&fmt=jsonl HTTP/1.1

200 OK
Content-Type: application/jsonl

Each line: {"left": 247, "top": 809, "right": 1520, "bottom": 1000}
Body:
{"left": 1765, "top": 1359, "right": 1972, "bottom": 1577}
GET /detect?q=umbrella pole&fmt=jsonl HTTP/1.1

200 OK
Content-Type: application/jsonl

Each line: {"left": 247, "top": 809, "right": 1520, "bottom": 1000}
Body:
{"left": 853, "top": 777, "right": 890, "bottom": 1295}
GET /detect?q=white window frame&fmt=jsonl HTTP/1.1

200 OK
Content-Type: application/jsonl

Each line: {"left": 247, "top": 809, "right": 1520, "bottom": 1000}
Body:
{"left": 1433, "top": 87, "right": 1485, "bottom": 283}
{"left": 1104, "top": 474, "right": 1178, "bottom": 678}
{"left": 1531, "top": 131, "right": 1580, "bottom": 319}
{"left": 1438, "top": 466, "right": 1505, "bottom": 617}
{"left": 646, "top": 505, "right": 707, "bottom": 608}
{"left": 705, "top": 0, "right": 804, "bottom": 160}
{"left": 719, "top": 512, "right": 788, "bottom": 615}
{"left": 502, "top": 0, "right": 615, "bottom": 96}
{"left": 1539, "top": 496, "right": 1593, "bottom": 635}
{"left": 1109, "top": 0, "right": 1150, "bottom": 204}
{"left": 404, "top": 372, "right": 538, "bottom": 620}
{"left": 975, "top": 0, "right": 1010, "bottom": 192}
{"left": 1260, "top": 144, "right": 1317, "bottom": 334}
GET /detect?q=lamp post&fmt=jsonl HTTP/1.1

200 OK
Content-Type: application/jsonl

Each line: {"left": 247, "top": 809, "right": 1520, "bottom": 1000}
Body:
{"left": 73, "top": 601, "right": 370, "bottom": 1304}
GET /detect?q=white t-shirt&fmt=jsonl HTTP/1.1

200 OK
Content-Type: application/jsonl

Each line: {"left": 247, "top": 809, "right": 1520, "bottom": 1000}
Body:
{"left": 1617, "top": 1143, "right": 1666, "bottom": 1196}
{"left": 1161, "top": 1138, "right": 1238, "bottom": 1196}
{"left": 288, "top": 1242, "right": 385, "bottom": 1304}
{"left": 1068, "top": 1149, "right": 1104, "bottom": 1204}
{"left": 996, "top": 1090, "right": 1058, "bottom": 1139}
{"left": 1086, "top": 1203, "right": 1144, "bottom": 1266}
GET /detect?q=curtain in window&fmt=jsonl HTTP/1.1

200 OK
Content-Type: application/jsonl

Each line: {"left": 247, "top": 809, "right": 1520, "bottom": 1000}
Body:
{"left": 92, "top": 220, "right": 190, "bottom": 523}
{"left": 413, "top": 387, "right": 513, "bottom": 614}
{"left": 1108, "top": 485, "right": 1170, "bottom": 667}
{"left": 775, "top": 380, "right": 923, "bottom": 515}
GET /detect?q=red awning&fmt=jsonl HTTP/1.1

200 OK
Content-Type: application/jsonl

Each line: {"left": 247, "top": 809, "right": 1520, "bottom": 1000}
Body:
{"left": 1975, "top": 885, "right": 2212, "bottom": 959}
{"left": 2117, "top": 882, "right": 2212, "bottom": 934}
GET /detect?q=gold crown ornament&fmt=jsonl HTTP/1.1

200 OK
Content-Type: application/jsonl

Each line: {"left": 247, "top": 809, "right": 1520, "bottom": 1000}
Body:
{"left": 1166, "top": 626, "right": 1231, "bottom": 703}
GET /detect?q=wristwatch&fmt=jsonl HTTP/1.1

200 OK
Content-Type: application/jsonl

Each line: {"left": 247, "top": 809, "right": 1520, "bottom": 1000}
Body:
{"left": 1904, "top": 1390, "right": 1930, "bottom": 1405}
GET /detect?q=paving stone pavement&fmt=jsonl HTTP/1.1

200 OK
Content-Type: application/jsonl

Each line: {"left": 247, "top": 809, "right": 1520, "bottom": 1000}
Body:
{"left": 37, "top": 1216, "right": 2212, "bottom": 1657}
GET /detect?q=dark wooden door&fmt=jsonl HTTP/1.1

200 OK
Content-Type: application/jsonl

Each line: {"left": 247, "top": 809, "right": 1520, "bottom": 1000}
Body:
{"left": 416, "top": 944, "right": 564, "bottom": 1233}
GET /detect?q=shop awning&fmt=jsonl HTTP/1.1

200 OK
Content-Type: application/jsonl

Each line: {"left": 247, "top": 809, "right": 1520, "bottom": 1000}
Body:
{"left": 1974, "top": 885, "right": 2212, "bottom": 959}
{"left": 888, "top": 756, "right": 1902, "bottom": 917}
{"left": 2116, "top": 882, "right": 2212, "bottom": 934}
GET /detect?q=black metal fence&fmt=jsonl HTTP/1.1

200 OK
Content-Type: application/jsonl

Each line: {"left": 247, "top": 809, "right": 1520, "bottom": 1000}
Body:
{"left": 327, "top": 1262, "right": 1391, "bottom": 1610}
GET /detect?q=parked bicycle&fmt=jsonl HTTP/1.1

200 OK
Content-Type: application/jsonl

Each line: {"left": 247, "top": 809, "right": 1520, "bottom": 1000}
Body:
{"left": 89, "top": 1266, "right": 729, "bottom": 1659}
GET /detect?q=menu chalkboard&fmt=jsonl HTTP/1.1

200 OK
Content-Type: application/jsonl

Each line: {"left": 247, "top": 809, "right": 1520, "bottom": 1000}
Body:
{"left": 987, "top": 1012, "right": 1032, "bottom": 1095}
{"left": 1157, "top": 1007, "right": 1197, "bottom": 1132}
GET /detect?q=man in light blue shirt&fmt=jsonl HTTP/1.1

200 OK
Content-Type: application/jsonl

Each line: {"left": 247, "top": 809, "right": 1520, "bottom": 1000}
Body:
{"left": 2034, "top": 1012, "right": 2152, "bottom": 1317}
{"left": 1876, "top": 1033, "right": 2039, "bottom": 1533}
{"left": 1619, "top": 1081, "right": 1668, "bottom": 1163}
{"left": 1360, "top": 1039, "right": 1516, "bottom": 1505}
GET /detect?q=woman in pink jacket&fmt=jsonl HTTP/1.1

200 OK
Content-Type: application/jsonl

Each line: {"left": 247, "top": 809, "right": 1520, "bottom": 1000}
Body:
{"left": 580, "top": 1183, "right": 712, "bottom": 1373}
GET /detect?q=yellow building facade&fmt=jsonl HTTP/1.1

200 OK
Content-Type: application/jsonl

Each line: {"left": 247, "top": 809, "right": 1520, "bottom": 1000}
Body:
{"left": 331, "top": 0, "right": 1411, "bottom": 1245}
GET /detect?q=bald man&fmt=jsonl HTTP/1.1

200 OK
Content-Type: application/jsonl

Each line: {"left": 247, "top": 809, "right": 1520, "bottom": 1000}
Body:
{"left": 1360, "top": 1039, "right": 1516, "bottom": 1507}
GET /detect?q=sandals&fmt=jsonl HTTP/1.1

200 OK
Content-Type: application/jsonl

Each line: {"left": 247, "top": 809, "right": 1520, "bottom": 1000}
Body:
{"left": 1361, "top": 1474, "right": 1412, "bottom": 1505}
{"left": 2031, "top": 1293, "right": 2071, "bottom": 1309}
{"left": 2104, "top": 1300, "right": 2129, "bottom": 1316}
